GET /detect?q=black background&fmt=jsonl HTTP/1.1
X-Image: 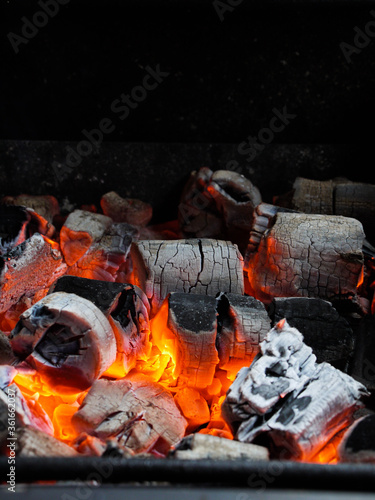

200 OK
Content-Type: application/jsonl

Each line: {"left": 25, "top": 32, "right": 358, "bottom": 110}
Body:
{"left": 1, "top": 0, "right": 375, "bottom": 144}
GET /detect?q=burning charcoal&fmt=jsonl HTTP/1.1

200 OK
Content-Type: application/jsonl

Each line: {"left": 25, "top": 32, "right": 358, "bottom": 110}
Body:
{"left": 0, "top": 205, "right": 55, "bottom": 255}
{"left": 151, "top": 293, "right": 219, "bottom": 390}
{"left": 73, "top": 433, "right": 107, "bottom": 456}
{"left": 3, "top": 194, "right": 60, "bottom": 225}
{"left": 244, "top": 212, "right": 365, "bottom": 304}
{"left": 170, "top": 433, "right": 269, "bottom": 461}
{"left": 179, "top": 167, "right": 261, "bottom": 252}
{"left": 269, "top": 297, "right": 355, "bottom": 368}
{"left": 101, "top": 191, "right": 152, "bottom": 227}
{"left": 60, "top": 209, "right": 113, "bottom": 266}
{"left": 16, "top": 426, "right": 78, "bottom": 457}
{"left": 0, "top": 365, "right": 17, "bottom": 389}
{"left": 222, "top": 320, "right": 369, "bottom": 461}
{"left": 275, "top": 178, "right": 375, "bottom": 242}
{"left": 107, "top": 284, "right": 151, "bottom": 377}
{"left": 61, "top": 209, "right": 137, "bottom": 281}
{"left": 0, "top": 233, "right": 67, "bottom": 314}
{"left": 338, "top": 414, "right": 375, "bottom": 463}
{"left": 9, "top": 292, "right": 117, "bottom": 394}
{"left": 216, "top": 293, "right": 271, "bottom": 379}
{"left": 131, "top": 239, "right": 244, "bottom": 315}
{"left": 72, "top": 377, "right": 187, "bottom": 455}
{"left": 246, "top": 203, "right": 297, "bottom": 254}
{"left": 0, "top": 382, "right": 54, "bottom": 449}
{"left": 174, "top": 387, "right": 211, "bottom": 431}
{"left": 49, "top": 275, "right": 127, "bottom": 315}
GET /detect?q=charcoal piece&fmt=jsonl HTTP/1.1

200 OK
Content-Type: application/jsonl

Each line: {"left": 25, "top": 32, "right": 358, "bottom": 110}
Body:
{"left": 131, "top": 238, "right": 244, "bottom": 315}
{"left": 173, "top": 387, "right": 211, "bottom": 431}
{"left": 3, "top": 194, "right": 60, "bottom": 225}
{"left": 0, "top": 205, "right": 55, "bottom": 255}
{"left": 101, "top": 191, "right": 152, "bottom": 226}
{"left": 107, "top": 284, "right": 151, "bottom": 377}
{"left": 222, "top": 319, "right": 368, "bottom": 461}
{"left": 275, "top": 178, "right": 375, "bottom": 242}
{"left": 0, "top": 382, "right": 54, "bottom": 449}
{"left": 0, "top": 365, "right": 17, "bottom": 389}
{"left": 338, "top": 414, "right": 375, "bottom": 463}
{"left": 245, "top": 202, "right": 297, "bottom": 256}
{"left": 65, "top": 219, "right": 137, "bottom": 282}
{"left": 72, "top": 377, "right": 187, "bottom": 455}
{"left": 15, "top": 426, "right": 78, "bottom": 457}
{"left": 244, "top": 212, "right": 365, "bottom": 304}
{"left": 269, "top": 297, "right": 355, "bottom": 367}
{"left": 178, "top": 167, "right": 261, "bottom": 252}
{"left": 216, "top": 293, "right": 271, "bottom": 378}
{"left": 170, "top": 433, "right": 269, "bottom": 461}
{"left": 60, "top": 209, "right": 113, "bottom": 266}
{"left": 49, "top": 275, "right": 127, "bottom": 315}
{"left": 151, "top": 293, "right": 219, "bottom": 390}
{"left": 73, "top": 433, "right": 107, "bottom": 456}
{"left": 9, "top": 292, "right": 117, "bottom": 394}
{"left": 0, "top": 233, "right": 67, "bottom": 313}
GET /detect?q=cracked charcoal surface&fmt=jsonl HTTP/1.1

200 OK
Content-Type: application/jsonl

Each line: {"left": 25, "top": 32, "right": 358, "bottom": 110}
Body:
{"left": 131, "top": 238, "right": 244, "bottom": 315}
{"left": 245, "top": 213, "right": 365, "bottom": 304}
{"left": 222, "top": 320, "right": 368, "bottom": 461}
{"left": 9, "top": 292, "right": 117, "bottom": 393}
{"left": 72, "top": 377, "right": 187, "bottom": 454}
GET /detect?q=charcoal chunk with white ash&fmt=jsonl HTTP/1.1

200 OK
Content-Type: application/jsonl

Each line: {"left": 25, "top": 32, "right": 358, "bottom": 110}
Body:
{"left": 244, "top": 212, "right": 365, "bottom": 304}
{"left": 178, "top": 167, "right": 261, "bottom": 253}
{"left": 9, "top": 292, "right": 117, "bottom": 394}
{"left": 170, "top": 433, "right": 269, "bottom": 461}
{"left": 101, "top": 191, "right": 152, "bottom": 227}
{"left": 0, "top": 205, "right": 55, "bottom": 256}
{"left": 216, "top": 292, "right": 271, "bottom": 377}
{"left": 0, "top": 233, "right": 67, "bottom": 314}
{"left": 131, "top": 238, "right": 244, "bottom": 315}
{"left": 72, "top": 377, "right": 187, "bottom": 455}
{"left": 222, "top": 319, "right": 369, "bottom": 461}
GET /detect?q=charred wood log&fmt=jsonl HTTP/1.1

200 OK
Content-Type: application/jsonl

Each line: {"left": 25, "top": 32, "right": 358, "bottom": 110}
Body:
{"left": 16, "top": 426, "right": 78, "bottom": 457}
{"left": 222, "top": 319, "right": 369, "bottom": 461}
{"left": 275, "top": 178, "right": 375, "bottom": 242}
{"left": 101, "top": 191, "right": 152, "bottom": 227}
{"left": 216, "top": 293, "right": 271, "bottom": 378}
{"left": 72, "top": 377, "right": 187, "bottom": 455}
{"left": 49, "top": 275, "right": 127, "bottom": 316}
{"left": 9, "top": 292, "right": 117, "bottom": 394}
{"left": 60, "top": 209, "right": 113, "bottom": 266}
{"left": 151, "top": 293, "right": 219, "bottom": 390}
{"left": 2, "top": 194, "right": 60, "bottom": 225}
{"left": 338, "top": 414, "right": 375, "bottom": 463}
{"left": 349, "top": 315, "right": 375, "bottom": 391}
{"left": 107, "top": 284, "right": 151, "bottom": 377}
{"left": 269, "top": 297, "right": 355, "bottom": 368}
{"left": 131, "top": 238, "right": 244, "bottom": 315}
{"left": 61, "top": 210, "right": 137, "bottom": 282}
{"left": 179, "top": 167, "right": 261, "bottom": 253}
{"left": 245, "top": 203, "right": 297, "bottom": 256}
{"left": 170, "top": 433, "right": 269, "bottom": 461}
{"left": 0, "top": 233, "right": 67, "bottom": 313}
{"left": 244, "top": 212, "right": 365, "bottom": 304}
{"left": 0, "top": 205, "right": 55, "bottom": 255}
